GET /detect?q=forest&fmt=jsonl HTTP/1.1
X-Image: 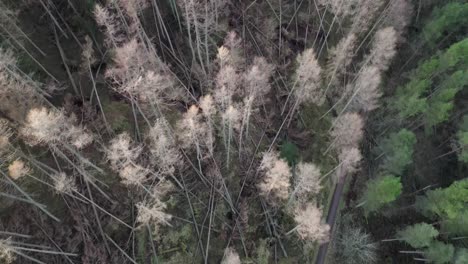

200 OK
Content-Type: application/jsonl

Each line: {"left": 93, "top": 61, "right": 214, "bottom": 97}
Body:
{"left": 0, "top": 0, "right": 466, "bottom": 263}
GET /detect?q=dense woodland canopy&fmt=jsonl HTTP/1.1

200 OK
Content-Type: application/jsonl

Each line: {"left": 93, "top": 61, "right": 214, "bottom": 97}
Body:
{"left": 0, "top": 0, "right": 466, "bottom": 263}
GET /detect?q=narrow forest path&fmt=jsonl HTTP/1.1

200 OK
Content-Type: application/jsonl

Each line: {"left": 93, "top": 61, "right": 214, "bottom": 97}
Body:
{"left": 315, "top": 170, "right": 347, "bottom": 264}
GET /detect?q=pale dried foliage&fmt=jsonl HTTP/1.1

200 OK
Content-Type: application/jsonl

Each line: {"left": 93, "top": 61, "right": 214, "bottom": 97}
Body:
{"left": 221, "top": 247, "right": 241, "bottom": 264}
{"left": 149, "top": 118, "right": 181, "bottom": 173}
{"left": 107, "top": 133, "right": 149, "bottom": 185}
{"left": 349, "top": 66, "right": 382, "bottom": 112}
{"left": 258, "top": 151, "right": 292, "bottom": 201}
{"left": 214, "top": 39, "right": 240, "bottom": 106}
{"left": 95, "top": 0, "right": 141, "bottom": 43}
{"left": 240, "top": 57, "right": 274, "bottom": 133}
{"left": 0, "top": 120, "right": 14, "bottom": 162}
{"left": 117, "top": 0, "right": 148, "bottom": 20}
{"left": 383, "top": 0, "right": 413, "bottom": 41}
{"left": 319, "top": 0, "right": 361, "bottom": 18}
{"left": 331, "top": 113, "right": 364, "bottom": 150}
{"left": 136, "top": 198, "right": 172, "bottom": 233}
{"left": 369, "top": 27, "right": 398, "bottom": 71}
{"left": 0, "top": 134, "right": 9, "bottom": 159}
{"left": 0, "top": 72, "right": 40, "bottom": 121}
{"left": 351, "top": 0, "right": 385, "bottom": 34}
{"left": 107, "top": 133, "right": 142, "bottom": 170}
{"left": 22, "top": 107, "right": 66, "bottom": 143}
{"left": 94, "top": 4, "right": 125, "bottom": 46}
{"left": 339, "top": 147, "right": 362, "bottom": 174}
{"left": 0, "top": 135, "right": 8, "bottom": 151}
{"left": 241, "top": 95, "right": 255, "bottom": 137}
{"left": 177, "top": 0, "right": 229, "bottom": 33}
{"left": 205, "top": 35, "right": 275, "bottom": 163}
{"left": 21, "top": 107, "right": 93, "bottom": 149}
{"left": 243, "top": 57, "right": 274, "bottom": 98}
{"left": 0, "top": 49, "right": 41, "bottom": 122}
{"left": 222, "top": 104, "right": 242, "bottom": 131}
{"left": 66, "top": 126, "right": 95, "bottom": 150}
{"left": 217, "top": 46, "right": 230, "bottom": 64}
{"left": 0, "top": 48, "right": 16, "bottom": 70}
{"left": 294, "top": 48, "right": 324, "bottom": 106}
{"left": 8, "top": 160, "right": 29, "bottom": 180}
{"left": 294, "top": 202, "right": 330, "bottom": 242}
{"left": 294, "top": 162, "right": 322, "bottom": 199}
{"left": 0, "top": 239, "right": 14, "bottom": 264}
{"left": 199, "top": 95, "right": 216, "bottom": 153}
{"left": 222, "top": 104, "right": 241, "bottom": 166}
{"left": 215, "top": 40, "right": 274, "bottom": 138}
{"left": 105, "top": 39, "right": 184, "bottom": 106}
{"left": 327, "top": 33, "right": 357, "bottom": 80}
{"left": 224, "top": 31, "right": 242, "bottom": 51}
{"left": 199, "top": 94, "right": 216, "bottom": 118}
{"left": 119, "top": 164, "right": 149, "bottom": 186}
{"left": 215, "top": 66, "right": 240, "bottom": 107}
{"left": 95, "top": 1, "right": 186, "bottom": 107}
{"left": 106, "top": 39, "right": 154, "bottom": 82}
{"left": 137, "top": 179, "right": 174, "bottom": 230}
{"left": 213, "top": 33, "right": 275, "bottom": 144}
{"left": 152, "top": 178, "right": 174, "bottom": 198}
{"left": 177, "top": 105, "right": 211, "bottom": 153}
{"left": 0, "top": 119, "right": 10, "bottom": 134}
{"left": 52, "top": 172, "right": 77, "bottom": 194}
{"left": 222, "top": 31, "right": 244, "bottom": 66}
{"left": 349, "top": 27, "right": 397, "bottom": 112}
{"left": 81, "top": 36, "right": 97, "bottom": 69}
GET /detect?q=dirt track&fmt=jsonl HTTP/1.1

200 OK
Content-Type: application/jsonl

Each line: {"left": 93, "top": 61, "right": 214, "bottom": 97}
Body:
{"left": 315, "top": 171, "right": 347, "bottom": 264}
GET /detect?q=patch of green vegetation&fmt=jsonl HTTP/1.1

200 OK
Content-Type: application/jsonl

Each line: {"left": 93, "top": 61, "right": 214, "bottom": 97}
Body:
{"left": 379, "top": 129, "right": 417, "bottom": 176}
{"left": 254, "top": 239, "right": 271, "bottom": 264}
{"left": 397, "top": 223, "right": 439, "bottom": 248}
{"left": 300, "top": 103, "right": 335, "bottom": 173}
{"left": 160, "top": 223, "right": 194, "bottom": 252}
{"left": 280, "top": 141, "right": 299, "bottom": 165}
{"left": 423, "top": 2, "right": 468, "bottom": 46}
{"left": 102, "top": 100, "right": 134, "bottom": 133}
{"left": 136, "top": 228, "right": 148, "bottom": 263}
{"left": 457, "top": 115, "right": 468, "bottom": 163}
{"left": 415, "top": 178, "right": 468, "bottom": 220}
{"left": 360, "top": 174, "right": 402, "bottom": 216}
{"left": 423, "top": 241, "right": 454, "bottom": 264}
{"left": 424, "top": 69, "right": 468, "bottom": 129}
{"left": 441, "top": 211, "right": 468, "bottom": 236}
{"left": 392, "top": 38, "right": 468, "bottom": 121}
{"left": 454, "top": 248, "right": 468, "bottom": 264}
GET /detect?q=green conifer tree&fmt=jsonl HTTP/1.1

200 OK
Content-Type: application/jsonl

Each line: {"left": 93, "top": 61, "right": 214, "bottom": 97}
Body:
{"left": 361, "top": 175, "right": 402, "bottom": 215}
{"left": 397, "top": 223, "right": 438, "bottom": 248}
{"left": 380, "top": 129, "right": 417, "bottom": 175}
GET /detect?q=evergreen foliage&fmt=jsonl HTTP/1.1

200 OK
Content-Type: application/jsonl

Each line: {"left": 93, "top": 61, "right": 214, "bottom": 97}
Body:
{"left": 424, "top": 69, "right": 468, "bottom": 127}
{"left": 415, "top": 178, "right": 468, "bottom": 220}
{"left": 423, "top": 241, "right": 455, "bottom": 264}
{"left": 397, "top": 223, "right": 439, "bottom": 248}
{"left": 280, "top": 141, "right": 300, "bottom": 166}
{"left": 358, "top": 2, "right": 468, "bottom": 262}
{"left": 0, "top": 0, "right": 466, "bottom": 263}
{"left": 393, "top": 38, "right": 468, "bottom": 121}
{"left": 442, "top": 211, "right": 468, "bottom": 236}
{"left": 457, "top": 115, "right": 468, "bottom": 163}
{"left": 380, "top": 129, "right": 417, "bottom": 175}
{"left": 423, "top": 2, "right": 468, "bottom": 45}
{"left": 361, "top": 174, "right": 402, "bottom": 215}
{"left": 454, "top": 248, "right": 468, "bottom": 264}
{"left": 254, "top": 239, "right": 271, "bottom": 264}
